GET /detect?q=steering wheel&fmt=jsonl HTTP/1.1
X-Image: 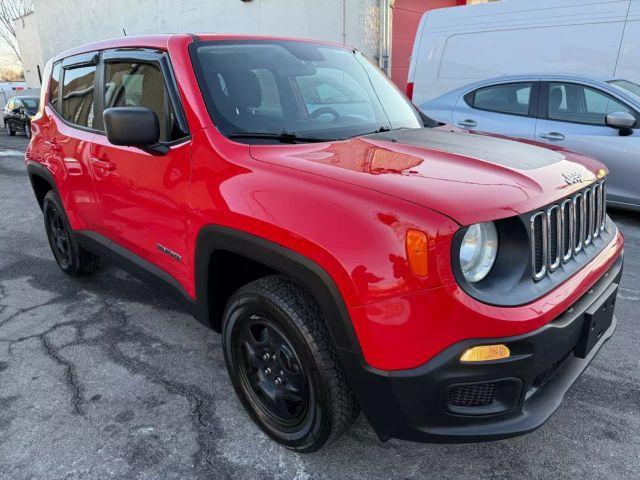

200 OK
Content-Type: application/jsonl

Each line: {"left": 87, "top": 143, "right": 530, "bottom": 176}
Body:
{"left": 309, "top": 107, "right": 341, "bottom": 120}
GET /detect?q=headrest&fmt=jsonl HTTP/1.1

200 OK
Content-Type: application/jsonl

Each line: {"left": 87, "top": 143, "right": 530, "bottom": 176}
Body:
{"left": 225, "top": 70, "right": 262, "bottom": 109}
{"left": 549, "top": 87, "right": 563, "bottom": 111}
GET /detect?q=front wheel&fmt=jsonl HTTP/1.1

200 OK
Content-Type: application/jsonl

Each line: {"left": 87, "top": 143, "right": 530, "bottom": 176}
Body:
{"left": 5, "top": 122, "right": 14, "bottom": 136}
{"left": 24, "top": 122, "right": 31, "bottom": 138}
{"left": 222, "top": 275, "right": 359, "bottom": 452}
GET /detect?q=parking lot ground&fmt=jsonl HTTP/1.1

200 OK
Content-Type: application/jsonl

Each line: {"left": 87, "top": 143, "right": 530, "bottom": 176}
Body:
{"left": 1, "top": 132, "right": 639, "bottom": 480}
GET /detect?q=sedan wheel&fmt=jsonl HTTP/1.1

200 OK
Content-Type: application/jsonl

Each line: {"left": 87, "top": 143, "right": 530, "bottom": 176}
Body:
{"left": 24, "top": 122, "right": 31, "bottom": 138}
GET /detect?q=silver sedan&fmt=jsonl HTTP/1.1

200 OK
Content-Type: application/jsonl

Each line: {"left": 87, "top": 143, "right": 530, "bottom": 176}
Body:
{"left": 421, "top": 74, "right": 640, "bottom": 211}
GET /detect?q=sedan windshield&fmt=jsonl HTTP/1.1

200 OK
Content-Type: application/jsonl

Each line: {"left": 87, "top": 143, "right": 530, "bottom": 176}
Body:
{"left": 608, "top": 79, "right": 640, "bottom": 100}
{"left": 21, "top": 97, "right": 39, "bottom": 109}
{"left": 191, "top": 40, "right": 423, "bottom": 142}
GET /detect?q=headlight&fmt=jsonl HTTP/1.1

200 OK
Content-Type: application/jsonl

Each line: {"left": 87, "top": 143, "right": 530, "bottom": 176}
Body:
{"left": 459, "top": 222, "right": 498, "bottom": 283}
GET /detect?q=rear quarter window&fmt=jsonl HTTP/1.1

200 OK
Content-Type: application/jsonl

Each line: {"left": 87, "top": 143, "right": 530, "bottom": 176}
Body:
{"left": 49, "top": 62, "right": 61, "bottom": 111}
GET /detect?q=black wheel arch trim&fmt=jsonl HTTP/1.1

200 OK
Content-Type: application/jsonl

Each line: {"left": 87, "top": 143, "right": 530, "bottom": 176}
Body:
{"left": 193, "top": 225, "right": 363, "bottom": 356}
{"left": 26, "top": 160, "right": 60, "bottom": 210}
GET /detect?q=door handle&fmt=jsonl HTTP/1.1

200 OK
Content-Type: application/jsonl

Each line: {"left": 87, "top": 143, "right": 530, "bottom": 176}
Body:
{"left": 45, "top": 140, "right": 62, "bottom": 152}
{"left": 89, "top": 157, "right": 116, "bottom": 171}
{"left": 457, "top": 119, "right": 477, "bottom": 128}
{"left": 539, "top": 132, "right": 565, "bottom": 141}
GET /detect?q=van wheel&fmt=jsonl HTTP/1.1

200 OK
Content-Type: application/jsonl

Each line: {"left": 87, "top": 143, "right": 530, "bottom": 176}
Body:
{"left": 24, "top": 122, "right": 31, "bottom": 138}
{"left": 42, "top": 190, "right": 100, "bottom": 276}
{"left": 5, "top": 122, "right": 14, "bottom": 136}
{"left": 222, "top": 275, "right": 359, "bottom": 452}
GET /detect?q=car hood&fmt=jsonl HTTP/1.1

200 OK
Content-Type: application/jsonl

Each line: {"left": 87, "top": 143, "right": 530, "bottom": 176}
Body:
{"left": 249, "top": 128, "right": 605, "bottom": 225}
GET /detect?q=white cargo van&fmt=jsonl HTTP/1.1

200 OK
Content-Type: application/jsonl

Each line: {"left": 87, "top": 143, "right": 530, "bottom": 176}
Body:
{"left": 407, "top": 0, "right": 640, "bottom": 106}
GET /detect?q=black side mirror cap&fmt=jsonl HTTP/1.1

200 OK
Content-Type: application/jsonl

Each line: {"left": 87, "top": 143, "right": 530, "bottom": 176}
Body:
{"left": 103, "top": 107, "right": 163, "bottom": 151}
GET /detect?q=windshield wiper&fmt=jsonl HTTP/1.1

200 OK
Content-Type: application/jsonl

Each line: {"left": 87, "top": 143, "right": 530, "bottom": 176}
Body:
{"left": 227, "top": 130, "right": 331, "bottom": 143}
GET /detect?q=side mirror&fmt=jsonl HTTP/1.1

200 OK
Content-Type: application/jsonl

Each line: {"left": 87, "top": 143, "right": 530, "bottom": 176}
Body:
{"left": 606, "top": 111, "right": 636, "bottom": 136}
{"left": 12, "top": 107, "right": 21, "bottom": 113}
{"left": 103, "top": 107, "right": 167, "bottom": 154}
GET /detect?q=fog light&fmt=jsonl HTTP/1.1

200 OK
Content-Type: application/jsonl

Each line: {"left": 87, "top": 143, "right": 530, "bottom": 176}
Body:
{"left": 460, "top": 344, "right": 510, "bottom": 362}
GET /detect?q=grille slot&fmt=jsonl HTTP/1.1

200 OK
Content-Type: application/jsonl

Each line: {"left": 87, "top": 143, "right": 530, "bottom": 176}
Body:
{"left": 560, "top": 199, "right": 573, "bottom": 262}
{"left": 531, "top": 212, "right": 547, "bottom": 280}
{"left": 449, "top": 383, "right": 496, "bottom": 408}
{"left": 530, "top": 180, "right": 606, "bottom": 281}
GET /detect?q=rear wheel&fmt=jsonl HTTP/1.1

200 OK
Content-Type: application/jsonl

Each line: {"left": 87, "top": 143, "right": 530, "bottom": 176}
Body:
{"left": 222, "top": 275, "right": 359, "bottom": 452}
{"left": 42, "top": 190, "right": 100, "bottom": 276}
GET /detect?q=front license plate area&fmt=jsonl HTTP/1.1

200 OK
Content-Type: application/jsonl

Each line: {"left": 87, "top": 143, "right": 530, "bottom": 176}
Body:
{"left": 575, "top": 284, "right": 617, "bottom": 359}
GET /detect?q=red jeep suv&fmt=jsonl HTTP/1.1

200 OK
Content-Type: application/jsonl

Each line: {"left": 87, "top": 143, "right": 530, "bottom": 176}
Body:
{"left": 26, "top": 34, "right": 624, "bottom": 452}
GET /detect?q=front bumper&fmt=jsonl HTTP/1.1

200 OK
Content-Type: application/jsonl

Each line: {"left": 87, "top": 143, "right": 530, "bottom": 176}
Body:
{"left": 342, "top": 254, "right": 622, "bottom": 443}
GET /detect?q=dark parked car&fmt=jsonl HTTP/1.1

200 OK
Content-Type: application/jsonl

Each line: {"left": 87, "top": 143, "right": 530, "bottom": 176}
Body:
{"left": 4, "top": 95, "right": 39, "bottom": 138}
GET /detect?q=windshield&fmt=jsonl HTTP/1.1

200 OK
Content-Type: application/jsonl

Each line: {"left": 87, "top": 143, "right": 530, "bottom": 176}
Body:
{"left": 20, "top": 97, "right": 39, "bottom": 109}
{"left": 607, "top": 79, "right": 640, "bottom": 99}
{"left": 191, "top": 40, "right": 423, "bottom": 142}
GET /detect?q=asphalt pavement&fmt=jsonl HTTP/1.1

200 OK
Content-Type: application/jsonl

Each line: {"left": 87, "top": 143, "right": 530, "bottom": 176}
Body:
{"left": 1, "top": 132, "right": 639, "bottom": 479}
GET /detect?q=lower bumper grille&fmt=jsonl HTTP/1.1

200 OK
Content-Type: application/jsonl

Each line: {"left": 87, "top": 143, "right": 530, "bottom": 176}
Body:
{"left": 449, "top": 383, "right": 496, "bottom": 407}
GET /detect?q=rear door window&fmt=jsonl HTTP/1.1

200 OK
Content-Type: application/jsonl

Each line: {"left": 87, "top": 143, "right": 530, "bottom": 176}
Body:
{"left": 103, "top": 61, "right": 186, "bottom": 142}
{"left": 471, "top": 82, "right": 533, "bottom": 116}
{"left": 61, "top": 64, "right": 96, "bottom": 128}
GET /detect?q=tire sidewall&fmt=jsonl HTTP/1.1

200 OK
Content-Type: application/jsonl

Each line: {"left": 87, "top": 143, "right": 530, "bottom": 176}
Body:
{"left": 42, "top": 191, "right": 78, "bottom": 273}
{"left": 222, "top": 293, "right": 329, "bottom": 450}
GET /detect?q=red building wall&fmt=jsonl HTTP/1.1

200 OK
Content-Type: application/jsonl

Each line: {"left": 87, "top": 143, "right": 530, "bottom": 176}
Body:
{"left": 391, "top": 0, "right": 466, "bottom": 89}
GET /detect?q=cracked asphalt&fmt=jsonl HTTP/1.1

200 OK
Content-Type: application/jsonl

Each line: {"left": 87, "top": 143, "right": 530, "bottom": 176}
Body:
{"left": 1, "top": 132, "right": 639, "bottom": 480}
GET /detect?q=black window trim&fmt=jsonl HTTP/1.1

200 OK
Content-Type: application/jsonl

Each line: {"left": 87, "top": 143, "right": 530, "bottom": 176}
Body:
{"left": 464, "top": 81, "right": 540, "bottom": 118}
{"left": 538, "top": 80, "right": 640, "bottom": 128}
{"left": 48, "top": 48, "right": 190, "bottom": 145}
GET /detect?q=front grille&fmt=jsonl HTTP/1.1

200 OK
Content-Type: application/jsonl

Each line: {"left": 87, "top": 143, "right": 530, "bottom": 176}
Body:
{"left": 531, "top": 180, "right": 607, "bottom": 281}
{"left": 448, "top": 383, "right": 496, "bottom": 407}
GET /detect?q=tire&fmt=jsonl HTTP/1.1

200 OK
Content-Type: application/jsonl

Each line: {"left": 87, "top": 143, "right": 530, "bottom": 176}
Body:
{"left": 222, "top": 275, "right": 359, "bottom": 452}
{"left": 5, "top": 122, "right": 14, "bottom": 136}
{"left": 24, "top": 122, "right": 31, "bottom": 138}
{"left": 42, "top": 190, "right": 100, "bottom": 276}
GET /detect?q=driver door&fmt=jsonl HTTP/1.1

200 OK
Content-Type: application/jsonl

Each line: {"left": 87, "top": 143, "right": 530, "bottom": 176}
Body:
{"left": 535, "top": 81, "right": 640, "bottom": 207}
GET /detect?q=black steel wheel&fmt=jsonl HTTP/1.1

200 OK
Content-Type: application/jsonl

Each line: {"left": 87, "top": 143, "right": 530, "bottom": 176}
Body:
{"left": 46, "top": 201, "right": 71, "bottom": 269}
{"left": 223, "top": 275, "right": 359, "bottom": 452}
{"left": 234, "top": 315, "right": 310, "bottom": 427}
{"left": 42, "top": 190, "right": 100, "bottom": 276}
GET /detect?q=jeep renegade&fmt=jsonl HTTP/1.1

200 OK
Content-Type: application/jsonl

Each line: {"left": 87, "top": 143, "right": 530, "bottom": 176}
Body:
{"left": 25, "top": 34, "right": 624, "bottom": 452}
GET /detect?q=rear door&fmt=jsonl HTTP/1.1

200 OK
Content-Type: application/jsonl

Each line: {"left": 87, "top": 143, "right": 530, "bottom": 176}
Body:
{"left": 451, "top": 81, "right": 539, "bottom": 140}
{"left": 90, "top": 49, "right": 191, "bottom": 281}
{"left": 535, "top": 81, "right": 640, "bottom": 207}
{"left": 47, "top": 53, "right": 100, "bottom": 228}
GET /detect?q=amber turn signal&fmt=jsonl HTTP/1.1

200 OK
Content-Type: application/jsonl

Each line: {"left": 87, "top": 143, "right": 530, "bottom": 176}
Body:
{"left": 460, "top": 344, "right": 510, "bottom": 362}
{"left": 406, "top": 229, "right": 428, "bottom": 277}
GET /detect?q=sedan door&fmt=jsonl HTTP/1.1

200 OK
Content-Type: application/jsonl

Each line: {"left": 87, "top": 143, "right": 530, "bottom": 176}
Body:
{"left": 451, "top": 81, "right": 539, "bottom": 140}
{"left": 535, "top": 81, "right": 640, "bottom": 208}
